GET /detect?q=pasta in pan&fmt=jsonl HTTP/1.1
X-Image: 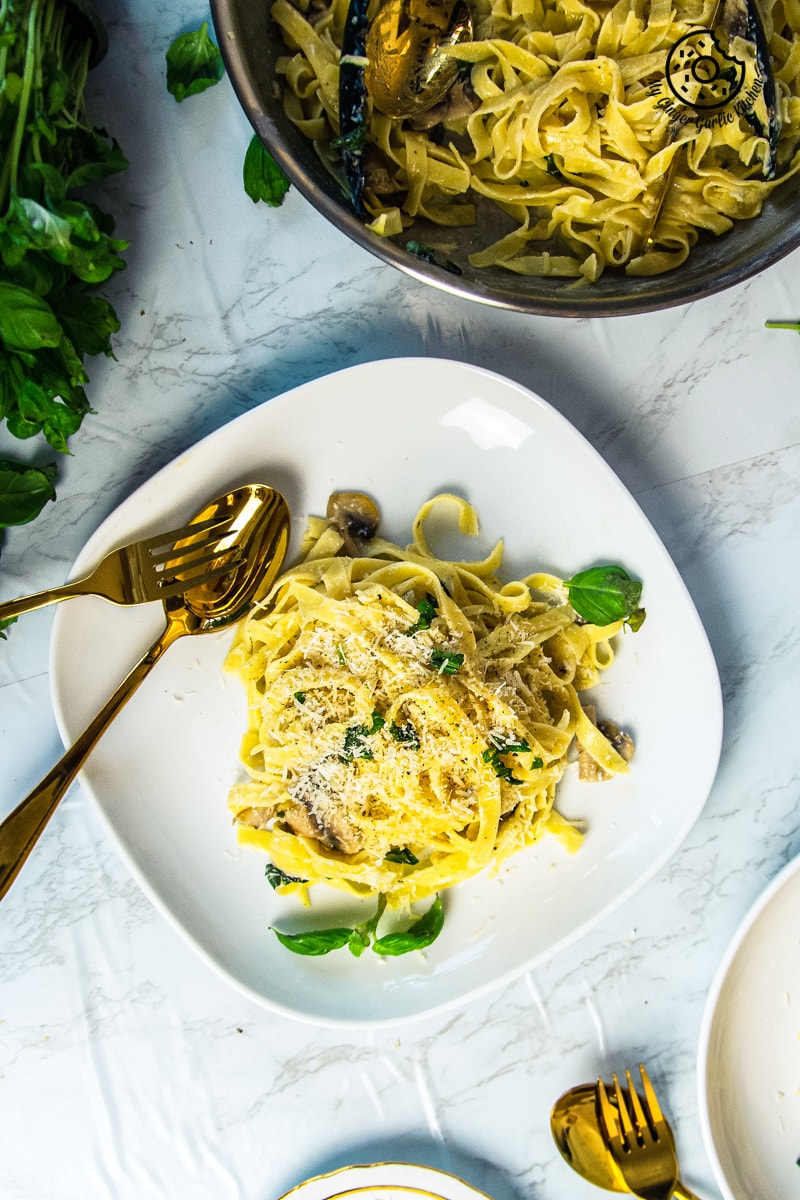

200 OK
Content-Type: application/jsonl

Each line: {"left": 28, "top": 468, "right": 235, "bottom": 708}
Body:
{"left": 225, "top": 494, "right": 637, "bottom": 911}
{"left": 270, "top": 0, "right": 800, "bottom": 279}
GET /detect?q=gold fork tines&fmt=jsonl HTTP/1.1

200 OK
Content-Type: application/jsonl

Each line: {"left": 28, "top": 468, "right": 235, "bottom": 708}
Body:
{"left": 596, "top": 1074, "right": 623, "bottom": 1145}
{"left": 0, "top": 513, "right": 245, "bottom": 623}
{"left": 639, "top": 1063, "right": 666, "bottom": 1124}
{"left": 619, "top": 1066, "right": 659, "bottom": 1145}
{"left": 596, "top": 1065, "right": 702, "bottom": 1200}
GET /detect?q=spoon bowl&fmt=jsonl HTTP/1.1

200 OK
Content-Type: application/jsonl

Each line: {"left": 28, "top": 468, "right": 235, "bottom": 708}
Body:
{"left": 0, "top": 482, "right": 290, "bottom": 902}
{"left": 551, "top": 1083, "right": 630, "bottom": 1193}
{"left": 364, "top": 0, "right": 473, "bottom": 117}
{"left": 172, "top": 482, "right": 290, "bottom": 627}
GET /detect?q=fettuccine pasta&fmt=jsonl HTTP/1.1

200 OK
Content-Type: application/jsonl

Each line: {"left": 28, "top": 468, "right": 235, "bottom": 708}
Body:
{"left": 226, "top": 494, "right": 634, "bottom": 909}
{"left": 271, "top": 0, "right": 800, "bottom": 278}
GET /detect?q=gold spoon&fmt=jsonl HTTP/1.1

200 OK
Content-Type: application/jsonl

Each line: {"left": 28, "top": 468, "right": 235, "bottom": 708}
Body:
{"left": 551, "top": 1082, "right": 699, "bottom": 1200}
{"left": 551, "top": 1083, "right": 631, "bottom": 1193}
{"left": 0, "top": 482, "right": 290, "bottom": 903}
{"left": 364, "top": 0, "right": 473, "bottom": 118}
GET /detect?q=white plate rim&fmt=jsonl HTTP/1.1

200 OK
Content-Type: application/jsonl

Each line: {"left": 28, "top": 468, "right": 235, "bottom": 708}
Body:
{"left": 697, "top": 850, "right": 800, "bottom": 1199}
{"left": 278, "top": 1162, "right": 494, "bottom": 1200}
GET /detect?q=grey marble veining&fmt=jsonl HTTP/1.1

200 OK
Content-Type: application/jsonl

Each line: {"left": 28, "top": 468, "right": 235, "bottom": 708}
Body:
{"left": 2, "top": 0, "right": 800, "bottom": 1197}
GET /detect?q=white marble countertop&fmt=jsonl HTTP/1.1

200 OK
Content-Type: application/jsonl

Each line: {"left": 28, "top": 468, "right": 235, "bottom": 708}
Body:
{"left": 1, "top": 1, "right": 799, "bottom": 1197}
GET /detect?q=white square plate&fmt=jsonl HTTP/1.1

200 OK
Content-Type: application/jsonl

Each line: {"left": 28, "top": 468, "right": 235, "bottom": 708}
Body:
{"left": 50, "top": 358, "right": 722, "bottom": 1025}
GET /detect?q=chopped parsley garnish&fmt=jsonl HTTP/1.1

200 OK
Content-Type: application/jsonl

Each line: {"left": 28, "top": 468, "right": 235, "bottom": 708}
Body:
{"left": 340, "top": 710, "right": 385, "bottom": 761}
{"left": 265, "top": 863, "right": 306, "bottom": 889}
{"left": 335, "top": 642, "right": 348, "bottom": 666}
{"left": 406, "top": 593, "right": 438, "bottom": 635}
{"left": 384, "top": 847, "right": 419, "bottom": 865}
{"left": 545, "top": 153, "right": 565, "bottom": 179}
{"left": 390, "top": 720, "right": 421, "bottom": 750}
{"left": 293, "top": 691, "right": 306, "bottom": 704}
{"left": 331, "top": 125, "right": 367, "bottom": 153}
{"left": 429, "top": 649, "right": 464, "bottom": 675}
{"left": 482, "top": 734, "right": 543, "bottom": 784}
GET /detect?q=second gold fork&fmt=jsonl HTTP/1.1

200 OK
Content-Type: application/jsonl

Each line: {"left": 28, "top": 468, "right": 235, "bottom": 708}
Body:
{"left": 597, "top": 1065, "right": 702, "bottom": 1200}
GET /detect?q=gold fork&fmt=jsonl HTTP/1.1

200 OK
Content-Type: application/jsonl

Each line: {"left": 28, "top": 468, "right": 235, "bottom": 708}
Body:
{"left": 0, "top": 514, "right": 244, "bottom": 623}
{"left": 596, "top": 1065, "right": 702, "bottom": 1200}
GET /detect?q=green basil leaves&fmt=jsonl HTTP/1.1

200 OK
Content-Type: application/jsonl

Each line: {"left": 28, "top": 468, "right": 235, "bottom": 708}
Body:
{"left": 243, "top": 137, "right": 292, "bottom": 206}
{"left": 0, "top": 0, "right": 127, "bottom": 538}
{"left": 0, "top": 461, "right": 57, "bottom": 529}
{"left": 166, "top": 27, "right": 291, "bottom": 208}
{"left": 563, "top": 565, "right": 646, "bottom": 631}
{"left": 271, "top": 894, "right": 444, "bottom": 958}
{"left": 165, "top": 23, "right": 224, "bottom": 101}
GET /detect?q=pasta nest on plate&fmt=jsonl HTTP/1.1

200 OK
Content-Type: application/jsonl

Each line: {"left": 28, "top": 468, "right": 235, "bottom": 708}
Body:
{"left": 225, "top": 494, "right": 634, "bottom": 908}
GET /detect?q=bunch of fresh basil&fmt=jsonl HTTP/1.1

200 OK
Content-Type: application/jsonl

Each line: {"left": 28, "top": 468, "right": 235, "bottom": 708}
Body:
{"left": 0, "top": 0, "right": 128, "bottom": 632}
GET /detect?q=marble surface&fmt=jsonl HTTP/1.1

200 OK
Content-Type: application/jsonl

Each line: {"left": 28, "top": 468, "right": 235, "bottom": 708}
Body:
{"left": 1, "top": 0, "right": 800, "bottom": 1197}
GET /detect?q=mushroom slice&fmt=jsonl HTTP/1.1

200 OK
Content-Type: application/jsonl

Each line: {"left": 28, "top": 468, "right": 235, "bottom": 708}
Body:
{"left": 326, "top": 491, "right": 381, "bottom": 556}
{"left": 577, "top": 704, "right": 635, "bottom": 782}
{"left": 284, "top": 766, "right": 363, "bottom": 854}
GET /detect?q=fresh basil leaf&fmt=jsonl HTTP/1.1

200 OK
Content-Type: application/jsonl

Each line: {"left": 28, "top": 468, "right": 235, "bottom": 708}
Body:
{"left": 0, "top": 283, "right": 62, "bottom": 351}
{"left": 243, "top": 136, "right": 291, "bottom": 206}
{"left": 166, "top": 23, "right": 225, "bottom": 102}
{"left": 564, "top": 565, "right": 645, "bottom": 629}
{"left": 10, "top": 196, "right": 75, "bottom": 255}
{"left": 29, "top": 162, "right": 67, "bottom": 202}
{"left": 272, "top": 893, "right": 388, "bottom": 957}
{"left": 54, "top": 293, "right": 120, "bottom": 358}
{"left": 271, "top": 926, "right": 355, "bottom": 955}
{"left": 0, "top": 354, "right": 26, "bottom": 419}
{"left": 0, "top": 460, "right": 56, "bottom": 527}
{"left": 0, "top": 616, "right": 18, "bottom": 639}
{"left": 373, "top": 895, "right": 444, "bottom": 956}
{"left": 65, "top": 139, "right": 129, "bottom": 189}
